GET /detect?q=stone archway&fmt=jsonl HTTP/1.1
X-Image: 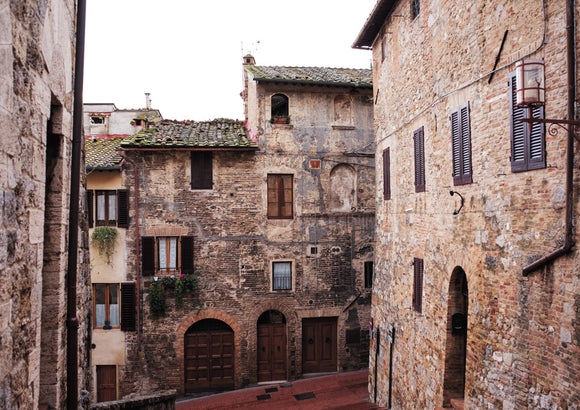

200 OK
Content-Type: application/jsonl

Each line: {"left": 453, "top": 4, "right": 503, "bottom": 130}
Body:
{"left": 443, "top": 267, "right": 469, "bottom": 406}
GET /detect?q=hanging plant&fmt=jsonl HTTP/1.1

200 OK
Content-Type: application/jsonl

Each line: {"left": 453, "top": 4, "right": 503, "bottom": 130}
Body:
{"left": 174, "top": 278, "right": 184, "bottom": 308}
{"left": 148, "top": 280, "right": 166, "bottom": 319}
{"left": 91, "top": 226, "right": 118, "bottom": 265}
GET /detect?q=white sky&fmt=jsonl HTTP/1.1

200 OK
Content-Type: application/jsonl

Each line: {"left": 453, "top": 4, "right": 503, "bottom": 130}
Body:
{"left": 83, "top": 0, "right": 376, "bottom": 121}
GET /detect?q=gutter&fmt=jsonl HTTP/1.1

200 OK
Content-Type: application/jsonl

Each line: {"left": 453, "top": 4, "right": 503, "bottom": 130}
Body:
{"left": 523, "top": 0, "right": 576, "bottom": 275}
{"left": 66, "top": 0, "right": 86, "bottom": 408}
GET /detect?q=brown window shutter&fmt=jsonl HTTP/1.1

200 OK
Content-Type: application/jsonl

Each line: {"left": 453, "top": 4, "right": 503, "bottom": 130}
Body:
{"left": 280, "top": 175, "right": 293, "bottom": 219}
{"left": 142, "top": 237, "right": 155, "bottom": 276}
{"left": 414, "top": 127, "right": 425, "bottom": 192}
{"left": 383, "top": 148, "right": 391, "bottom": 200}
{"left": 117, "top": 189, "right": 129, "bottom": 228}
{"left": 120, "top": 282, "right": 136, "bottom": 331}
{"left": 180, "top": 236, "right": 194, "bottom": 274}
{"left": 191, "top": 151, "right": 213, "bottom": 189}
{"left": 451, "top": 103, "right": 473, "bottom": 185}
{"left": 87, "top": 190, "right": 94, "bottom": 228}
{"left": 413, "top": 258, "right": 423, "bottom": 313}
{"left": 267, "top": 174, "right": 293, "bottom": 219}
{"left": 528, "top": 104, "right": 546, "bottom": 170}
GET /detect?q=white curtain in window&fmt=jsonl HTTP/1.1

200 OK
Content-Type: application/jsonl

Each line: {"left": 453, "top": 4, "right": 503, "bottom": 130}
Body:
{"left": 169, "top": 238, "right": 177, "bottom": 270}
{"left": 159, "top": 239, "right": 167, "bottom": 271}
{"left": 95, "top": 304, "right": 106, "bottom": 327}
{"left": 96, "top": 193, "right": 105, "bottom": 221}
{"left": 108, "top": 193, "right": 116, "bottom": 221}
{"left": 273, "top": 262, "right": 291, "bottom": 290}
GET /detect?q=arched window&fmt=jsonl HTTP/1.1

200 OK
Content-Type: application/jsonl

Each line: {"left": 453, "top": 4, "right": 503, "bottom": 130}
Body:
{"left": 330, "top": 164, "right": 356, "bottom": 212}
{"left": 271, "top": 94, "right": 289, "bottom": 123}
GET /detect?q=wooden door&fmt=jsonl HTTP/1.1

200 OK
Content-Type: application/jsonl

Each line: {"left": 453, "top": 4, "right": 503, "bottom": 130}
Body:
{"left": 96, "top": 365, "right": 116, "bottom": 402}
{"left": 185, "top": 330, "right": 234, "bottom": 392}
{"left": 258, "top": 323, "right": 287, "bottom": 381}
{"left": 302, "top": 317, "right": 337, "bottom": 373}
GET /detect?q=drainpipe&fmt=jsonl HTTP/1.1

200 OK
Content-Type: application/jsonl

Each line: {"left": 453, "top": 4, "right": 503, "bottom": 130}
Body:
{"left": 119, "top": 153, "right": 141, "bottom": 347}
{"left": 66, "top": 0, "right": 86, "bottom": 408}
{"left": 523, "top": 0, "right": 576, "bottom": 275}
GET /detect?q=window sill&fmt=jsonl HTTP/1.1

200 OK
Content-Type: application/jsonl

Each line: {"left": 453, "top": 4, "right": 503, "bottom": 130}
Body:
{"left": 331, "top": 124, "right": 355, "bottom": 130}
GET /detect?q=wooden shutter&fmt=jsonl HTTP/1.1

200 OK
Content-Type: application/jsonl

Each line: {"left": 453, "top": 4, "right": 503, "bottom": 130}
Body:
{"left": 191, "top": 151, "right": 213, "bottom": 189}
{"left": 383, "top": 148, "right": 391, "bottom": 200}
{"left": 117, "top": 189, "right": 129, "bottom": 228}
{"left": 267, "top": 174, "right": 293, "bottom": 219}
{"left": 413, "top": 127, "right": 425, "bottom": 192}
{"left": 181, "top": 236, "right": 194, "bottom": 274}
{"left": 451, "top": 103, "right": 473, "bottom": 185}
{"left": 510, "top": 73, "right": 545, "bottom": 172}
{"left": 120, "top": 282, "right": 136, "bottom": 331}
{"left": 142, "top": 237, "right": 155, "bottom": 276}
{"left": 87, "top": 190, "right": 94, "bottom": 228}
{"left": 413, "top": 258, "right": 423, "bottom": 313}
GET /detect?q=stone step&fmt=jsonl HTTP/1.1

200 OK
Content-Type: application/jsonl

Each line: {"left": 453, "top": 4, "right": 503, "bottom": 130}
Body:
{"left": 450, "top": 398, "right": 465, "bottom": 410}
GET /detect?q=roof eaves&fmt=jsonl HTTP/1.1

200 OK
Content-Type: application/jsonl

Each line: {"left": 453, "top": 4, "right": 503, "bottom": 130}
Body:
{"left": 253, "top": 77, "right": 372, "bottom": 89}
{"left": 352, "top": 0, "right": 398, "bottom": 49}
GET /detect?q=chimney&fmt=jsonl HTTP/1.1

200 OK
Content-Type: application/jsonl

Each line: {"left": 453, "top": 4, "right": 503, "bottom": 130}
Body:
{"left": 243, "top": 54, "right": 255, "bottom": 66}
{"left": 145, "top": 92, "right": 151, "bottom": 109}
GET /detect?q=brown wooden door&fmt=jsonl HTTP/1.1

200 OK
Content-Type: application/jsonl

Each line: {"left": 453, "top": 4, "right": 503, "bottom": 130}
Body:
{"left": 302, "top": 317, "right": 337, "bottom": 373}
{"left": 96, "top": 365, "right": 116, "bottom": 402}
{"left": 258, "top": 323, "right": 287, "bottom": 381}
{"left": 185, "top": 330, "right": 234, "bottom": 392}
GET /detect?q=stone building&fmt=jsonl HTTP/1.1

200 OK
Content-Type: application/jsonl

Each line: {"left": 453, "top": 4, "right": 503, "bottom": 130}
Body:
{"left": 0, "top": 1, "right": 91, "bottom": 409}
{"left": 109, "top": 57, "right": 375, "bottom": 396}
{"left": 354, "top": 0, "right": 579, "bottom": 409}
{"left": 84, "top": 101, "right": 162, "bottom": 402}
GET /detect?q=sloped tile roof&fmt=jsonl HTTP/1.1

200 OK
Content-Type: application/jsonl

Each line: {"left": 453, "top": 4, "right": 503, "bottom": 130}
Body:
{"left": 85, "top": 136, "right": 127, "bottom": 170}
{"left": 120, "top": 119, "right": 258, "bottom": 149}
{"left": 246, "top": 66, "right": 372, "bottom": 88}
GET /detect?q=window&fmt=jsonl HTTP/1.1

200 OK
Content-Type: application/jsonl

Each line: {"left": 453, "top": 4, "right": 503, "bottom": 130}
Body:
{"left": 93, "top": 284, "right": 119, "bottom": 328}
{"left": 381, "top": 35, "right": 387, "bottom": 62}
{"left": 272, "top": 261, "right": 292, "bottom": 290}
{"left": 412, "top": 258, "right": 424, "bottom": 313}
{"left": 267, "top": 174, "right": 293, "bottom": 219}
{"left": 383, "top": 148, "right": 391, "bottom": 200}
{"left": 509, "top": 73, "right": 546, "bottom": 172}
{"left": 413, "top": 127, "right": 425, "bottom": 192}
{"left": 411, "top": 0, "right": 420, "bottom": 19}
{"left": 87, "top": 189, "right": 129, "bottom": 228}
{"left": 141, "top": 236, "right": 194, "bottom": 276}
{"left": 271, "top": 94, "right": 289, "bottom": 123}
{"left": 364, "top": 261, "right": 374, "bottom": 289}
{"left": 450, "top": 103, "right": 473, "bottom": 185}
{"left": 191, "top": 151, "right": 213, "bottom": 189}
{"left": 90, "top": 116, "right": 105, "bottom": 125}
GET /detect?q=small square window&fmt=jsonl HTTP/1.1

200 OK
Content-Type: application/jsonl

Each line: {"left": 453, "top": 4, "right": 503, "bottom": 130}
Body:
{"left": 272, "top": 261, "right": 292, "bottom": 291}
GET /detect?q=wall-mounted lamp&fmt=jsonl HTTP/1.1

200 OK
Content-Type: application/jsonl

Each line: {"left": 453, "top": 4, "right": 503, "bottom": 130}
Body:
{"left": 515, "top": 59, "right": 545, "bottom": 108}
{"left": 449, "top": 190, "right": 464, "bottom": 215}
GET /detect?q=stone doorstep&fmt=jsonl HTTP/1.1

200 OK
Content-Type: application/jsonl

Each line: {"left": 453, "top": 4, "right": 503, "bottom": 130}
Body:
{"left": 450, "top": 398, "right": 465, "bottom": 410}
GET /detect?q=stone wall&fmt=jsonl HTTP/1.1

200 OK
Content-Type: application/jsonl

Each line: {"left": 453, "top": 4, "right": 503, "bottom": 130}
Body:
{"left": 368, "top": 0, "right": 579, "bottom": 409}
{"left": 0, "top": 0, "right": 91, "bottom": 408}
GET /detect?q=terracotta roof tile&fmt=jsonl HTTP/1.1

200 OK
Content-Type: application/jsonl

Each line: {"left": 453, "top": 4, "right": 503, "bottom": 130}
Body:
{"left": 85, "top": 136, "right": 127, "bottom": 169}
{"left": 120, "top": 119, "right": 258, "bottom": 149}
{"left": 246, "top": 66, "right": 372, "bottom": 88}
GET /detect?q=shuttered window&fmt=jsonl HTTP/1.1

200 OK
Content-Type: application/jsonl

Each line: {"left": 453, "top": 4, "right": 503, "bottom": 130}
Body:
{"left": 87, "top": 189, "right": 129, "bottom": 228}
{"left": 509, "top": 73, "right": 546, "bottom": 172}
{"left": 267, "top": 174, "right": 293, "bottom": 219}
{"left": 412, "top": 258, "right": 424, "bottom": 313}
{"left": 191, "top": 151, "right": 213, "bottom": 189}
{"left": 450, "top": 103, "right": 473, "bottom": 185}
{"left": 141, "top": 236, "right": 194, "bottom": 275}
{"left": 413, "top": 127, "right": 425, "bottom": 192}
{"left": 120, "top": 282, "right": 136, "bottom": 331}
{"left": 383, "top": 148, "right": 391, "bottom": 200}
{"left": 93, "top": 284, "right": 119, "bottom": 328}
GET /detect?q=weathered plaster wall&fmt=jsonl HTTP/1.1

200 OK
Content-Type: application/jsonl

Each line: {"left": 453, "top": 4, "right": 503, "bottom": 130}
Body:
{"left": 369, "top": 0, "right": 579, "bottom": 409}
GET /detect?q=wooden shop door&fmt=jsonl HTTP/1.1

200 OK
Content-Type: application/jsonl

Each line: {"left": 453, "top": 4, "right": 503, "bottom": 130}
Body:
{"left": 302, "top": 317, "right": 337, "bottom": 373}
{"left": 184, "top": 319, "right": 234, "bottom": 392}
{"left": 96, "top": 365, "right": 116, "bottom": 402}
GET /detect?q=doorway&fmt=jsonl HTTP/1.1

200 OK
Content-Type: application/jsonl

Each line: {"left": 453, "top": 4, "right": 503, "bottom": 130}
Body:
{"left": 257, "top": 310, "right": 287, "bottom": 382}
{"left": 443, "top": 267, "right": 468, "bottom": 406}
{"left": 184, "top": 319, "right": 234, "bottom": 392}
{"left": 96, "top": 365, "right": 116, "bottom": 402}
{"left": 302, "top": 317, "right": 337, "bottom": 373}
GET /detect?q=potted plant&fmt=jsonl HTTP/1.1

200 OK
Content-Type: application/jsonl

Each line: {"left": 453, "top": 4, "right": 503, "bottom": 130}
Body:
{"left": 103, "top": 320, "right": 112, "bottom": 330}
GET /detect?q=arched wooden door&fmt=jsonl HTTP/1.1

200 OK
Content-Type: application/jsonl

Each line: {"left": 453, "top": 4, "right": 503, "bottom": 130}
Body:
{"left": 184, "top": 319, "right": 234, "bottom": 392}
{"left": 257, "top": 310, "right": 287, "bottom": 382}
{"left": 443, "top": 267, "right": 468, "bottom": 406}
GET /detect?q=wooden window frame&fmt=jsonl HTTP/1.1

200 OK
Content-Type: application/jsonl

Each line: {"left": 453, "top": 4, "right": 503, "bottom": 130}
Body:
{"left": 451, "top": 103, "right": 473, "bottom": 185}
{"left": 414, "top": 127, "right": 426, "bottom": 192}
{"left": 88, "top": 189, "right": 129, "bottom": 228}
{"left": 93, "top": 283, "right": 120, "bottom": 329}
{"left": 412, "top": 258, "right": 424, "bottom": 313}
{"left": 95, "top": 190, "right": 117, "bottom": 226}
{"left": 383, "top": 148, "right": 391, "bottom": 200}
{"left": 267, "top": 174, "right": 294, "bottom": 219}
{"left": 509, "top": 72, "right": 546, "bottom": 172}
{"left": 157, "top": 236, "right": 180, "bottom": 274}
{"left": 272, "top": 261, "right": 292, "bottom": 291}
{"left": 141, "top": 236, "right": 194, "bottom": 276}
{"left": 191, "top": 151, "right": 213, "bottom": 190}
